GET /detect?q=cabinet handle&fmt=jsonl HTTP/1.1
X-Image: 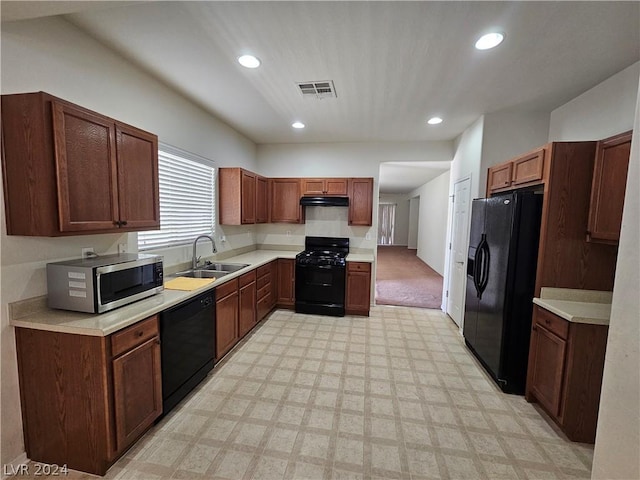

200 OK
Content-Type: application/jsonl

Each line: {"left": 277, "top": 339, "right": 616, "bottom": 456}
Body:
{"left": 113, "top": 220, "right": 121, "bottom": 226}
{"left": 121, "top": 220, "right": 128, "bottom": 226}
{"left": 137, "top": 331, "right": 144, "bottom": 337}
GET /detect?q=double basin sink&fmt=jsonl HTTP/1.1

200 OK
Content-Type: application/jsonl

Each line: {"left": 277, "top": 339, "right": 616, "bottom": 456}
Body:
{"left": 174, "top": 262, "right": 250, "bottom": 279}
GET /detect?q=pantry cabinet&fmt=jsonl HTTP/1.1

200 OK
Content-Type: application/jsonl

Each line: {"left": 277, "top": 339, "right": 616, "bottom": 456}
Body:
{"left": 1, "top": 92, "right": 159, "bottom": 236}
{"left": 346, "top": 262, "right": 371, "bottom": 316}
{"left": 348, "top": 177, "right": 374, "bottom": 226}
{"left": 270, "top": 178, "right": 304, "bottom": 223}
{"left": 526, "top": 306, "right": 608, "bottom": 443}
{"left": 14, "top": 315, "right": 162, "bottom": 476}
{"left": 587, "top": 130, "right": 632, "bottom": 244}
{"left": 302, "top": 178, "right": 348, "bottom": 195}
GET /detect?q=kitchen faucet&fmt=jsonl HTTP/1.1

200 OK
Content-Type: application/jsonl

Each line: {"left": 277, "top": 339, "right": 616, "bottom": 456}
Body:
{"left": 192, "top": 235, "right": 217, "bottom": 269}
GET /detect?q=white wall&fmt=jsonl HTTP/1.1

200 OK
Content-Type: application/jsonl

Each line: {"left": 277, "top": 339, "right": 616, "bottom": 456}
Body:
{"left": 407, "top": 170, "right": 451, "bottom": 276}
{"left": 549, "top": 62, "right": 639, "bottom": 141}
{"left": 0, "top": 17, "right": 257, "bottom": 466}
{"left": 408, "top": 198, "right": 420, "bottom": 249}
{"left": 449, "top": 116, "right": 485, "bottom": 199}
{"left": 543, "top": 64, "right": 640, "bottom": 480}
{"left": 378, "top": 194, "right": 410, "bottom": 246}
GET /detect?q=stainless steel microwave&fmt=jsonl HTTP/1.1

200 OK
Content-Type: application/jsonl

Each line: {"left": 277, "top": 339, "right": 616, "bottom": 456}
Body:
{"left": 47, "top": 254, "right": 164, "bottom": 313}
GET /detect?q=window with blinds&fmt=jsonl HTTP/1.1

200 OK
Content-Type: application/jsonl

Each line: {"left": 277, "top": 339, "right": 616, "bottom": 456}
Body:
{"left": 138, "top": 144, "right": 215, "bottom": 251}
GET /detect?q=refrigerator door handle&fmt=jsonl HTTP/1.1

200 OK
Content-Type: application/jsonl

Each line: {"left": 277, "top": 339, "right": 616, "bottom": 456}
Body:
{"left": 473, "top": 245, "right": 482, "bottom": 297}
{"left": 478, "top": 239, "right": 491, "bottom": 296}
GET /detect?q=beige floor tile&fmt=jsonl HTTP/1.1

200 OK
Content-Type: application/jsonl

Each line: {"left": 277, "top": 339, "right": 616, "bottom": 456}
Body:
{"left": 370, "top": 443, "right": 402, "bottom": 473}
{"left": 335, "top": 437, "right": 365, "bottom": 466}
{"left": 250, "top": 455, "right": 289, "bottom": 480}
{"left": 299, "top": 432, "right": 331, "bottom": 459}
{"left": 265, "top": 427, "right": 299, "bottom": 454}
{"left": 210, "top": 449, "right": 254, "bottom": 478}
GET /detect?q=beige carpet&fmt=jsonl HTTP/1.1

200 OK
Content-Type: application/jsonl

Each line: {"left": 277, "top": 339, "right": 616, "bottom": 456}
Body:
{"left": 375, "top": 246, "right": 443, "bottom": 309}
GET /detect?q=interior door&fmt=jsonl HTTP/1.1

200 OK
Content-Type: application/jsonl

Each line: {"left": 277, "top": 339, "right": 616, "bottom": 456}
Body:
{"left": 446, "top": 177, "right": 471, "bottom": 328}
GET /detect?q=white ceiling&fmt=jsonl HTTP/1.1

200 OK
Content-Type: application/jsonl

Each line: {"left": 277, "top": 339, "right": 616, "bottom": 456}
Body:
{"left": 2, "top": 1, "right": 639, "bottom": 192}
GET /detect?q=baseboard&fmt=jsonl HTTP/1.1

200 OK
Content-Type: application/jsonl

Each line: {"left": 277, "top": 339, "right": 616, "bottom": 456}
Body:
{"left": 2, "top": 452, "right": 28, "bottom": 479}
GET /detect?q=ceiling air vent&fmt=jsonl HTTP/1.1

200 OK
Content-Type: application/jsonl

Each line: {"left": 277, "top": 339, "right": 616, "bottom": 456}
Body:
{"left": 296, "top": 80, "right": 337, "bottom": 99}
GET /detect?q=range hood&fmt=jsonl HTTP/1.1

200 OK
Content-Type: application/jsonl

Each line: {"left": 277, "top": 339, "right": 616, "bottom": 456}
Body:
{"left": 300, "top": 196, "right": 349, "bottom": 207}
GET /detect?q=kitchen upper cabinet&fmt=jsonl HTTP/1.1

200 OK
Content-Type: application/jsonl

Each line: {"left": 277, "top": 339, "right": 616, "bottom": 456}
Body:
{"left": 302, "top": 178, "right": 348, "bottom": 195}
{"left": 587, "top": 130, "right": 632, "bottom": 245}
{"left": 346, "top": 262, "right": 371, "bottom": 316}
{"left": 1, "top": 92, "right": 159, "bottom": 236}
{"left": 348, "top": 178, "right": 374, "bottom": 226}
{"left": 486, "top": 148, "right": 546, "bottom": 195}
{"left": 276, "top": 258, "right": 295, "bottom": 307}
{"left": 14, "top": 315, "right": 162, "bottom": 476}
{"left": 255, "top": 175, "right": 269, "bottom": 223}
{"left": 270, "top": 178, "right": 304, "bottom": 223}
{"left": 219, "top": 168, "right": 260, "bottom": 225}
{"left": 526, "top": 306, "right": 608, "bottom": 443}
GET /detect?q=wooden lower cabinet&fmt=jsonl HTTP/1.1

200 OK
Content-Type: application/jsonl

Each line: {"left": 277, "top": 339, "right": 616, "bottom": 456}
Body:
{"left": 346, "top": 262, "right": 371, "bottom": 316}
{"left": 526, "top": 305, "right": 608, "bottom": 443}
{"left": 238, "top": 271, "right": 257, "bottom": 337}
{"left": 215, "top": 279, "right": 240, "bottom": 360}
{"left": 15, "top": 315, "right": 162, "bottom": 476}
{"left": 256, "top": 261, "right": 277, "bottom": 321}
{"left": 277, "top": 258, "right": 296, "bottom": 307}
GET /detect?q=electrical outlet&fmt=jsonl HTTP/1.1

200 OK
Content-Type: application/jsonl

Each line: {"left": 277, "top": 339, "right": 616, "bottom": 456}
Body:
{"left": 286, "top": 231, "right": 291, "bottom": 237}
{"left": 118, "top": 243, "right": 127, "bottom": 254}
{"left": 365, "top": 232, "right": 371, "bottom": 241}
{"left": 81, "top": 247, "right": 94, "bottom": 258}
{"left": 219, "top": 235, "right": 226, "bottom": 243}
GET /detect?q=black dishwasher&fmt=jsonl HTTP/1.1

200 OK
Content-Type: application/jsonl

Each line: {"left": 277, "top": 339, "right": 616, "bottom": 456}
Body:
{"left": 160, "top": 290, "right": 215, "bottom": 416}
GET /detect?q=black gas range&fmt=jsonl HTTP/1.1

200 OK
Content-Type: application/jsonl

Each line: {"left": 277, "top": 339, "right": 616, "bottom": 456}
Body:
{"left": 295, "top": 236, "right": 349, "bottom": 317}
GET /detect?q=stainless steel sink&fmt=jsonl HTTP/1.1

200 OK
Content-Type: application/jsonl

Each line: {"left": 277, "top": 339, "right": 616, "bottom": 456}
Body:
{"left": 198, "top": 262, "right": 250, "bottom": 273}
{"left": 174, "top": 270, "right": 225, "bottom": 279}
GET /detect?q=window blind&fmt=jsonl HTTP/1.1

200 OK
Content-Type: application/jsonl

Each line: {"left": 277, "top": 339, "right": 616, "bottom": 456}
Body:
{"left": 138, "top": 145, "right": 215, "bottom": 251}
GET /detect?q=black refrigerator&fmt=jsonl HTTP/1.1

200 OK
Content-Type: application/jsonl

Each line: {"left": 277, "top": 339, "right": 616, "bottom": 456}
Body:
{"left": 463, "top": 190, "right": 543, "bottom": 394}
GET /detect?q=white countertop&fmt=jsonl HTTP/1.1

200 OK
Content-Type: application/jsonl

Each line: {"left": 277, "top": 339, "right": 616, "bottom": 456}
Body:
{"left": 10, "top": 249, "right": 375, "bottom": 337}
{"left": 533, "top": 287, "right": 612, "bottom": 326}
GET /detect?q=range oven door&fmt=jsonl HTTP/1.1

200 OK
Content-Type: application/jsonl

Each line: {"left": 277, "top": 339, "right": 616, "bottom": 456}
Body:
{"left": 295, "top": 263, "right": 346, "bottom": 316}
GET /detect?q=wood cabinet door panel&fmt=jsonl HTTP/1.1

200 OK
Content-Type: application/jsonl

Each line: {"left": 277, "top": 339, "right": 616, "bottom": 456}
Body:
{"left": 115, "top": 124, "right": 159, "bottom": 229}
{"left": 255, "top": 175, "right": 269, "bottom": 223}
{"left": 241, "top": 170, "right": 256, "bottom": 224}
{"left": 112, "top": 337, "right": 162, "bottom": 453}
{"left": 588, "top": 131, "right": 632, "bottom": 243}
{"left": 52, "top": 101, "right": 119, "bottom": 232}
{"left": 238, "top": 280, "right": 257, "bottom": 337}
{"left": 348, "top": 178, "right": 373, "bottom": 226}
{"left": 302, "top": 179, "right": 325, "bottom": 195}
{"left": 346, "top": 265, "right": 371, "bottom": 315}
{"left": 487, "top": 162, "right": 513, "bottom": 193}
{"left": 325, "top": 178, "right": 348, "bottom": 195}
{"left": 512, "top": 149, "right": 545, "bottom": 186}
{"left": 530, "top": 324, "right": 567, "bottom": 417}
{"left": 277, "top": 258, "right": 295, "bottom": 306}
{"left": 270, "top": 179, "right": 303, "bottom": 223}
{"left": 216, "top": 291, "right": 239, "bottom": 359}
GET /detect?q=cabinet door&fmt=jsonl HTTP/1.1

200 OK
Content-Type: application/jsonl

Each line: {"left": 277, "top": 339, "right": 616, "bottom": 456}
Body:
{"left": 512, "top": 149, "right": 545, "bottom": 186}
{"left": 529, "top": 323, "right": 567, "bottom": 417}
{"left": 270, "top": 179, "right": 303, "bottom": 223}
{"left": 238, "top": 276, "right": 257, "bottom": 337}
{"left": 325, "top": 178, "right": 348, "bottom": 195}
{"left": 348, "top": 178, "right": 373, "bottom": 226}
{"left": 52, "top": 101, "right": 120, "bottom": 232}
{"left": 216, "top": 291, "right": 239, "bottom": 359}
{"left": 277, "top": 258, "right": 295, "bottom": 306}
{"left": 346, "top": 263, "right": 371, "bottom": 316}
{"left": 255, "top": 175, "right": 269, "bottom": 223}
{"left": 112, "top": 336, "right": 162, "bottom": 453}
{"left": 241, "top": 170, "right": 256, "bottom": 224}
{"left": 116, "top": 123, "right": 160, "bottom": 230}
{"left": 487, "top": 162, "right": 513, "bottom": 194}
{"left": 587, "top": 131, "right": 632, "bottom": 244}
{"left": 301, "top": 179, "right": 326, "bottom": 195}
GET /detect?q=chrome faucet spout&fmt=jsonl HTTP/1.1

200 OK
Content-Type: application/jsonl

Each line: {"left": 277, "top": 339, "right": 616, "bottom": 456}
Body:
{"left": 192, "top": 235, "right": 217, "bottom": 269}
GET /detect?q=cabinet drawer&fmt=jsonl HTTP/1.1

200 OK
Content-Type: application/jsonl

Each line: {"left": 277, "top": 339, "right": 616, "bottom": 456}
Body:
{"left": 534, "top": 306, "right": 569, "bottom": 340}
{"left": 348, "top": 262, "right": 371, "bottom": 273}
{"left": 239, "top": 270, "right": 256, "bottom": 287}
{"left": 257, "top": 284, "right": 271, "bottom": 300}
{"left": 257, "top": 273, "right": 271, "bottom": 290}
{"left": 256, "top": 263, "right": 272, "bottom": 278}
{"left": 216, "top": 278, "right": 238, "bottom": 299}
{"left": 257, "top": 292, "right": 272, "bottom": 320}
{"left": 111, "top": 315, "right": 159, "bottom": 357}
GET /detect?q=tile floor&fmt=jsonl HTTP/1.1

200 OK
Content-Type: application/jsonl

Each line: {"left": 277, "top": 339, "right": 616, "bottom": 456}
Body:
{"left": 38, "top": 307, "right": 596, "bottom": 479}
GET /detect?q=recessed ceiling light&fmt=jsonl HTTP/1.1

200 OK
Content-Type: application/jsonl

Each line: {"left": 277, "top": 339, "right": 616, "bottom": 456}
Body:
{"left": 475, "top": 32, "right": 504, "bottom": 50}
{"left": 427, "top": 117, "right": 443, "bottom": 125}
{"left": 237, "top": 54, "right": 261, "bottom": 68}
{"left": 292, "top": 122, "right": 305, "bottom": 129}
